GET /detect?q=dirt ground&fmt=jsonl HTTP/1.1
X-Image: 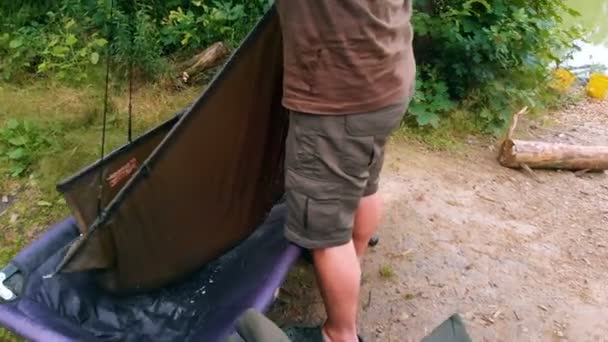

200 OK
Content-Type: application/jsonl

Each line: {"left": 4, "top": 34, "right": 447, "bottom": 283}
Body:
{"left": 269, "top": 99, "right": 608, "bottom": 342}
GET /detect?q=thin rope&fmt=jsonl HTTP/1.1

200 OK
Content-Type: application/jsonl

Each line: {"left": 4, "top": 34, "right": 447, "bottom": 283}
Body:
{"left": 127, "top": 0, "right": 135, "bottom": 143}
{"left": 97, "top": 0, "right": 115, "bottom": 215}
{"left": 128, "top": 62, "right": 133, "bottom": 142}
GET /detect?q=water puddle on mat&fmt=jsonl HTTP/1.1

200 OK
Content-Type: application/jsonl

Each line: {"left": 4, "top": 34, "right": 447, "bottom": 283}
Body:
{"left": 186, "top": 264, "right": 222, "bottom": 305}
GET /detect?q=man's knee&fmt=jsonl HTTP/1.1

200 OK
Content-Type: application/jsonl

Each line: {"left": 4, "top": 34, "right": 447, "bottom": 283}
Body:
{"left": 311, "top": 242, "right": 361, "bottom": 274}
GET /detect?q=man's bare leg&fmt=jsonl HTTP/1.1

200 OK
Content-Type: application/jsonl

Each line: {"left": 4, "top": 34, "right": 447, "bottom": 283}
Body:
{"left": 312, "top": 241, "right": 361, "bottom": 342}
{"left": 352, "top": 193, "right": 383, "bottom": 257}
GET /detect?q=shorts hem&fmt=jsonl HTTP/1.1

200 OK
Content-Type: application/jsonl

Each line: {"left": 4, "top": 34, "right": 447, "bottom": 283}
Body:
{"left": 363, "top": 183, "right": 379, "bottom": 196}
{"left": 284, "top": 226, "right": 351, "bottom": 250}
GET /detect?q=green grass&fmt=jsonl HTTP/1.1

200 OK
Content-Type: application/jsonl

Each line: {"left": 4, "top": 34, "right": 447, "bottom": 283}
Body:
{"left": 403, "top": 293, "right": 417, "bottom": 301}
{"left": 0, "top": 328, "right": 20, "bottom": 342}
{"left": 396, "top": 109, "right": 482, "bottom": 151}
{"left": 379, "top": 264, "right": 395, "bottom": 279}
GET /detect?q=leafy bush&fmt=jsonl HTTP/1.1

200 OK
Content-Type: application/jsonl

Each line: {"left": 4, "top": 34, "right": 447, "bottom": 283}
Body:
{"left": 411, "top": 0, "right": 583, "bottom": 133}
{"left": 36, "top": 18, "right": 108, "bottom": 81}
{"left": 0, "top": 119, "right": 60, "bottom": 177}
{"left": 408, "top": 66, "right": 455, "bottom": 128}
{"left": 160, "top": 0, "right": 270, "bottom": 51}
{"left": 0, "top": 0, "right": 270, "bottom": 82}
{"left": 0, "top": 6, "right": 108, "bottom": 82}
{"left": 0, "top": 27, "right": 46, "bottom": 81}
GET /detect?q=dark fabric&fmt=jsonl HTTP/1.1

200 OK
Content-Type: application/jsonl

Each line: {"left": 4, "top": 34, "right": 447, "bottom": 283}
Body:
{"left": 281, "top": 326, "right": 366, "bottom": 342}
{"left": 283, "top": 101, "right": 408, "bottom": 249}
{"left": 227, "top": 334, "right": 246, "bottom": 342}
{"left": 282, "top": 326, "right": 324, "bottom": 342}
{"left": 0, "top": 205, "right": 301, "bottom": 342}
{"left": 56, "top": 7, "right": 289, "bottom": 293}
{"left": 422, "top": 314, "right": 472, "bottom": 342}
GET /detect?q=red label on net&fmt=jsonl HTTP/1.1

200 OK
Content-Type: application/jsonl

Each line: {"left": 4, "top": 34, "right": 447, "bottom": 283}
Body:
{"left": 107, "top": 158, "right": 138, "bottom": 188}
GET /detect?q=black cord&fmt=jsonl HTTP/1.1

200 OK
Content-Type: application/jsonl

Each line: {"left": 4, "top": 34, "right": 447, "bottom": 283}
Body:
{"left": 128, "top": 62, "right": 133, "bottom": 143}
{"left": 97, "top": 0, "right": 115, "bottom": 215}
{"left": 127, "top": 0, "right": 135, "bottom": 143}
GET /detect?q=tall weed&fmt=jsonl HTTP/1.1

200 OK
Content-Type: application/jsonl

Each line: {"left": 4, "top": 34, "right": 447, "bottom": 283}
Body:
{"left": 0, "top": 119, "right": 60, "bottom": 177}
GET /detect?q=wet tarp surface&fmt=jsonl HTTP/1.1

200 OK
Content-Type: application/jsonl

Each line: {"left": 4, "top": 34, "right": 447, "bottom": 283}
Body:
{"left": 0, "top": 205, "right": 300, "bottom": 342}
{"left": 56, "top": 7, "right": 289, "bottom": 293}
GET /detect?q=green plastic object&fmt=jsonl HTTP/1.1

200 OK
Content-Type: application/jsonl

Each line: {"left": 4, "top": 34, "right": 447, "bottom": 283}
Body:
{"left": 422, "top": 314, "right": 472, "bottom": 342}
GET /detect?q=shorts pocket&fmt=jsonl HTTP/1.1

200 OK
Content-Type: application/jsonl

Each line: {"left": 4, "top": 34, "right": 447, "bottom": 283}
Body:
{"left": 286, "top": 191, "right": 352, "bottom": 239}
{"left": 286, "top": 114, "right": 320, "bottom": 177}
{"left": 286, "top": 190, "right": 308, "bottom": 230}
{"left": 306, "top": 197, "right": 351, "bottom": 240}
{"left": 341, "top": 136, "right": 375, "bottom": 178}
{"left": 295, "top": 133, "right": 318, "bottom": 174}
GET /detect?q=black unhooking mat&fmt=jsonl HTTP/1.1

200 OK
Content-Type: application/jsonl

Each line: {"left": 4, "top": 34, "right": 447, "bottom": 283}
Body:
{"left": 0, "top": 204, "right": 301, "bottom": 342}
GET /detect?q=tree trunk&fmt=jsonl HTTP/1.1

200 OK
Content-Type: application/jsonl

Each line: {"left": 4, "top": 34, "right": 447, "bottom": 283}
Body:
{"left": 499, "top": 139, "right": 608, "bottom": 170}
{"left": 498, "top": 107, "right": 608, "bottom": 171}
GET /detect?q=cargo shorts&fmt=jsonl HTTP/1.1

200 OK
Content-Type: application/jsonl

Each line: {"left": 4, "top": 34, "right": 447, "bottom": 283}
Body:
{"left": 284, "top": 100, "right": 409, "bottom": 249}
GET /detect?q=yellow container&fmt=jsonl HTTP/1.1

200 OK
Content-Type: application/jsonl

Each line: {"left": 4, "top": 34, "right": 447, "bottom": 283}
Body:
{"left": 587, "top": 73, "right": 608, "bottom": 100}
{"left": 550, "top": 68, "right": 576, "bottom": 93}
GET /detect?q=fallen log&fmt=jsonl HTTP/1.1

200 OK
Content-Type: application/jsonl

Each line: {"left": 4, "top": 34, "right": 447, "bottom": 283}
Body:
{"left": 177, "top": 42, "right": 230, "bottom": 85}
{"left": 498, "top": 108, "right": 608, "bottom": 171}
{"left": 499, "top": 139, "right": 608, "bottom": 170}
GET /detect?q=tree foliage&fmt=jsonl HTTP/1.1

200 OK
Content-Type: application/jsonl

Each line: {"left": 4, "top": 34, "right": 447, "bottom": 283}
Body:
{"left": 0, "top": 0, "right": 584, "bottom": 133}
{"left": 0, "top": 0, "right": 271, "bottom": 82}
{"left": 410, "top": 0, "right": 583, "bottom": 133}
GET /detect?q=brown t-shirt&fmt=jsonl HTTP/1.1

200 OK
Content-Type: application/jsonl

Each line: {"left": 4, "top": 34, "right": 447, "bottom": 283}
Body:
{"left": 276, "top": 0, "right": 416, "bottom": 115}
